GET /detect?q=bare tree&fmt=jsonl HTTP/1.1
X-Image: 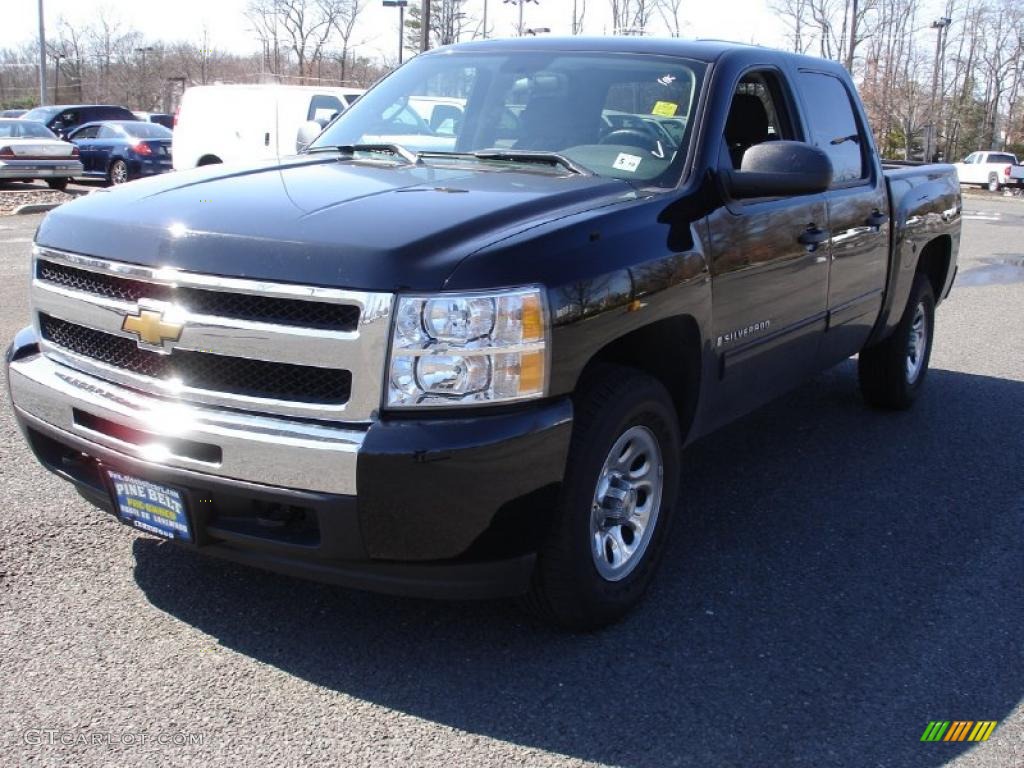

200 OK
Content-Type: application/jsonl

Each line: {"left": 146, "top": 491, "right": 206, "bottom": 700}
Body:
{"left": 247, "top": 0, "right": 285, "bottom": 76}
{"left": 332, "top": 0, "right": 366, "bottom": 83}
{"left": 655, "top": 0, "right": 685, "bottom": 38}
{"left": 771, "top": 0, "right": 813, "bottom": 53}
{"left": 571, "top": 0, "right": 587, "bottom": 35}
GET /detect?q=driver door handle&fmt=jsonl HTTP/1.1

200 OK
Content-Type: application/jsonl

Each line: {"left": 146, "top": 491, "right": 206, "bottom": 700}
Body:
{"left": 798, "top": 225, "right": 830, "bottom": 250}
{"left": 866, "top": 209, "right": 889, "bottom": 230}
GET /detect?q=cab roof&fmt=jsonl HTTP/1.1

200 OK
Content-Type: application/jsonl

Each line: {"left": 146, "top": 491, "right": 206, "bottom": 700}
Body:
{"left": 433, "top": 36, "right": 845, "bottom": 74}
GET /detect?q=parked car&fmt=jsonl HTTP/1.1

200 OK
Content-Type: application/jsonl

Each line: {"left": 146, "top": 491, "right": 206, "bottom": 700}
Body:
{"left": 0, "top": 109, "right": 27, "bottom": 118}
{"left": 67, "top": 121, "right": 173, "bottom": 185}
{"left": 953, "top": 150, "right": 1024, "bottom": 191}
{"left": 7, "top": 38, "right": 961, "bottom": 630}
{"left": 408, "top": 96, "right": 466, "bottom": 135}
{"left": 21, "top": 104, "right": 138, "bottom": 140}
{"left": 171, "top": 84, "right": 364, "bottom": 169}
{"left": 0, "top": 117, "right": 82, "bottom": 189}
{"left": 132, "top": 111, "right": 174, "bottom": 130}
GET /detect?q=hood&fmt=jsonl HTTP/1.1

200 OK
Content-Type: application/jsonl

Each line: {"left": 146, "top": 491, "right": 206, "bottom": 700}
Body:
{"left": 36, "top": 155, "right": 632, "bottom": 292}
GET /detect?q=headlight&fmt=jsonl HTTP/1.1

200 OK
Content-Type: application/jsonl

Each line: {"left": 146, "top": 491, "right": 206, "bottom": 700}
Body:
{"left": 387, "top": 287, "right": 548, "bottom": 408}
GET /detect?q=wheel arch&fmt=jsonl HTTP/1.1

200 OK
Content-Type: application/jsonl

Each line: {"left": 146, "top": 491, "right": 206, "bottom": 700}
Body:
{"left": 575, "top": 315, "right": 702, "bottom": 443}
{"left": 916, "top": 234, "right": 953, "bottom": 304}
{"left": 197, "top": 154, "right": 222, "bottom": 166}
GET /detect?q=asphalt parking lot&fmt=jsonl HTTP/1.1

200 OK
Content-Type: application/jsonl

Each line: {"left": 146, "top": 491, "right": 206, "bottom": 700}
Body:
{"left": 0, "top": 197, "right": 1021, "bottom": 767}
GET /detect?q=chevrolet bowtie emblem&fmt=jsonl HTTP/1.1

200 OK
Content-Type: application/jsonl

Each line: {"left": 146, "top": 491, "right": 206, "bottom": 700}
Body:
{"left": 121, "top": 309, "right": 183, "bottom": 351}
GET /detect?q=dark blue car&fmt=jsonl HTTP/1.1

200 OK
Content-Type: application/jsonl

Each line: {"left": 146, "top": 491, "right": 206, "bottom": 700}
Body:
{"left": 67, "top": 121, "right": 173, "bottom": 185}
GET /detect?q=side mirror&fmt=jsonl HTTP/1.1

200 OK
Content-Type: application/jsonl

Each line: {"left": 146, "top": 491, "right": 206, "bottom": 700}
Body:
{"left": 725, "top": 141, "right": 833, "bottom": 199}
{"left": 296, "top": 121, "right": 323, "bottom": 153}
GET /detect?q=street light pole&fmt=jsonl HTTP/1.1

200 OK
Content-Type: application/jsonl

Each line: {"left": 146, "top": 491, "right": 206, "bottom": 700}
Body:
{"left": 53, "top": 51, "right": 64, "bottom": 103}
{"left": 421, "top": 0, "right": 431, "bottom": 52}
{"left": 504, "top": 0, "right": 538, "bottom": 37}
{"left": 37, "top": 0, "right": 48, "bottom": 105}
{"left": 927, "top": 16, "right": 952, "bottom": 162}
{"left": 383, "top": 1, "right": 408, "bottom": 64}
{"left": 135, "top": 46, "right": 155, "bottom": 110}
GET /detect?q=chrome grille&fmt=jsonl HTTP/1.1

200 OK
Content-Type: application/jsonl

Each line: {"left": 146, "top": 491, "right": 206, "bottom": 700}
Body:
{"left": 40, "top": 314, "right": 352, "bottom": 404}
{"left": 37, "top": 260, "right": 361, "bottom": 331}
{"left": 31, "top": 247, "right": 394, "bottom": 421}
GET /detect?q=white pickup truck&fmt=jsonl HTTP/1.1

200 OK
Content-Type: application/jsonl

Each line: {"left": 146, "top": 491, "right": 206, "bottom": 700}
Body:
{"left": 953, "top": 150, "right": 1024, "bottom": 191}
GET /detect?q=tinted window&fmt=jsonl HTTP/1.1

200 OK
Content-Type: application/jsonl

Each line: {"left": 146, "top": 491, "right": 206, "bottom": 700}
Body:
{"left": 988, "top": 153, "right": 1016, "bottom": 164}
{"left": 797, "top": 71, "right": 865, "bottom": 184}
{"left": 94, "top": 107, "right": 134, "bottom": 122}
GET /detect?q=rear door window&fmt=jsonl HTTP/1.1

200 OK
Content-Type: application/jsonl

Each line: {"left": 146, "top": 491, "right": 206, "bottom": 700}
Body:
{"left": 988, "top": 153, "right": 1016, "bottom": 164}
{"left": 796, "top": 71, "right": 866, "bottom": 184}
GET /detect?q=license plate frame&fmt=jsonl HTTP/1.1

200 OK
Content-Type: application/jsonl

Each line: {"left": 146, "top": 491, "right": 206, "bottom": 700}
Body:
{"left": 106, "top": 470, "right": 193, "bottom": 542}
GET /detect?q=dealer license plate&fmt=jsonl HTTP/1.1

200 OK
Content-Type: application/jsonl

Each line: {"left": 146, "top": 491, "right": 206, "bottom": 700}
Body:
{"left": 107, "top": 471, "right": 192, "bottom": 542}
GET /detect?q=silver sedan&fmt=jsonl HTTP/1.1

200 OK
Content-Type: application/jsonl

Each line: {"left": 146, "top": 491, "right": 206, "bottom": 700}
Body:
{"left": 0, "top": 118, "right": 83, "bottom": 190}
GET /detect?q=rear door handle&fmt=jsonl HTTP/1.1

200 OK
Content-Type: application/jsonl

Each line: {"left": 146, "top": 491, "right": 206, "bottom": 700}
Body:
{"left": 264, "top": 132, "right": 271, "bottom": 147}
{"left": 798, "top": 225, "right": 830, "bottom": 250}
{"left": 866, "top": 210, "right": 888, "bottom": 230}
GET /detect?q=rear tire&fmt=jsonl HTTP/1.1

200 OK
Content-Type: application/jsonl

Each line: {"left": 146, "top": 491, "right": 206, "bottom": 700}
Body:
{"left": 107, "top": 160, "right": 129, "bottom": 186}
{"left": 987, "top": 173, "right": 1000, "bottom": 192}
{"left": 522, "top": 365, "right": 681, "bottom": 631}
{"left": 858, "top": 273, "right": 935, "bottom": 410}
{"left": 45, "top": 178, "right": 69, "bottom": 191}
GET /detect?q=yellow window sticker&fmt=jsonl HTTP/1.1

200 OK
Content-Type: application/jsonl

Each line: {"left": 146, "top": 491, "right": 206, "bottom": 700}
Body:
{"left": 652, "top": 101, "right": 678, "bottom": 117}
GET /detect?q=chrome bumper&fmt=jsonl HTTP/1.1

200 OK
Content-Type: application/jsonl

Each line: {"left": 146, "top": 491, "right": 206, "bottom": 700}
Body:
{"left": 8, "top": 352, "right": 363, "bottom": 495}
{"left": 0, "top": 160, "right": 83, "bottom": 176}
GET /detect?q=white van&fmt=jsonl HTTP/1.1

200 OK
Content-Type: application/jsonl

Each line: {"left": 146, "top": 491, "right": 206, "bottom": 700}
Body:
{"left": 172, "top": 84, "right": 364, "bottom": 170}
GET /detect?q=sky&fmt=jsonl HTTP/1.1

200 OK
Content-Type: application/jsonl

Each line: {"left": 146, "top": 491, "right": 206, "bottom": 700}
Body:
{"left": 6, "top": 0, "right": 793, "bottom": 63}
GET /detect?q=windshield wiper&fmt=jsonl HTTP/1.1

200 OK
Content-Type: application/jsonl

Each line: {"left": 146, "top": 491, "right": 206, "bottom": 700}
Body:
{"left": 470, "top": 150, "right": 593, "bottom": 176}
{"left": 309, "top": 143, "right": 421, "bottom": 165}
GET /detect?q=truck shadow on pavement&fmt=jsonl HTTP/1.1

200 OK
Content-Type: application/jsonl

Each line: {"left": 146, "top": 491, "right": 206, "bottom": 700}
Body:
{"left": 133, "top": 362, "right": 1023, "bottom": 768}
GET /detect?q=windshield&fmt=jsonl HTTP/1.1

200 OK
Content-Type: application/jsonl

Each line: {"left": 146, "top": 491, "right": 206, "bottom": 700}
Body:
{"left": 21, "top": 107, "right": 61, "bottom": 123}
{"left": 0, "top": 119, "right": 58, "bottom": 139}
{"left": 118, "top": 122, "right": 173, "bottom": 139}
{"left": 312, "top": 51, "right": 706, "bottom": 187}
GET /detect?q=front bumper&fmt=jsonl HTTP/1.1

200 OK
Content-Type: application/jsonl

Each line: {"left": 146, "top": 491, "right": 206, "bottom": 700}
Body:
{"left": 6, "top": 327, "right": 573, "bottom": 599}
{"left": 0, "top": 159, "right": 83, "bottom": 178}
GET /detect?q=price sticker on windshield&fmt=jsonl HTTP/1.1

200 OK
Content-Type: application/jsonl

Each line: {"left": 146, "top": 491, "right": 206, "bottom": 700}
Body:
{"left": 612, "top": 153, "right": 643, "bottom": 173}
{"left": 651, "top": 101, "right": 678, "bottom": 117}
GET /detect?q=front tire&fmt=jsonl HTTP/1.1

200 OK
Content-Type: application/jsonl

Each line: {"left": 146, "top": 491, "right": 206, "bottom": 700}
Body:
{"left": 107, "top": 160, "right": 129, "bottom": 186}
{"left": 45, "top": 178, "right": 69, "bottom": 191}
{"left": 522, "top": 365, "right": 681, "bottom": 630}
{"left": 858, "top": 273, "right": 935, "bottom": 409}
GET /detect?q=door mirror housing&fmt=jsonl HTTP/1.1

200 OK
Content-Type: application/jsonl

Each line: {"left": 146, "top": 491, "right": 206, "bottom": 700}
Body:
{"left": 296, "top": 121, "right": 323, "bottom": 153}
{"left": 725, "top": 141, "right": 833, "bottom": 199}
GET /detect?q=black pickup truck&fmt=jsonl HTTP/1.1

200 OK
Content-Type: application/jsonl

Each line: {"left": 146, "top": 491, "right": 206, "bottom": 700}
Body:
{"left": 6, "top": 38, "right": 960, "bottom": 629}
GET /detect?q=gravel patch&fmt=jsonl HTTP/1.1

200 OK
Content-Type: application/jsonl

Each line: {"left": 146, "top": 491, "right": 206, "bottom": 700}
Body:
{"left": 0, "top": 187, "right": 78, "bottom": 216}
